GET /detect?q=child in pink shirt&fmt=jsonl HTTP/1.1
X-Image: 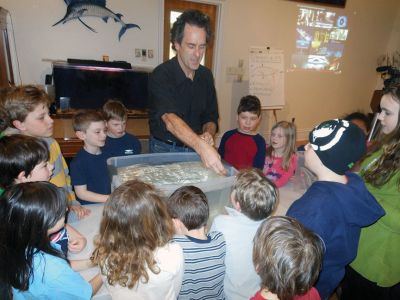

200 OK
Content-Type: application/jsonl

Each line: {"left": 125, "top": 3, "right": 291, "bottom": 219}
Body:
{"left": 263, "top": 121, "right": 298, "bottom": 187}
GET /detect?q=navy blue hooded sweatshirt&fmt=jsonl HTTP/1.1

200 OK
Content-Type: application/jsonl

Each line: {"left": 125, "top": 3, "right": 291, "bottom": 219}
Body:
{"left": 287, "top": 172, "right": 384, "bottom": 299}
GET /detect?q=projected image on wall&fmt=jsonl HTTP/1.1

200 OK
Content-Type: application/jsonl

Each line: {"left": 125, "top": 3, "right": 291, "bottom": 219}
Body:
{"left": 291, "top": 6, "right": 348, "bottom": 73}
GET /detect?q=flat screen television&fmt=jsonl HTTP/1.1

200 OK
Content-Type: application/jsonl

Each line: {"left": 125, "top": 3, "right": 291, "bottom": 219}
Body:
{"left": 53, "top": 62, "right": 150, "bottom": 111}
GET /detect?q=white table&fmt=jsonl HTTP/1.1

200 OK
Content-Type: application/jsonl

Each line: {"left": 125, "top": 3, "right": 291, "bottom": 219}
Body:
{"left": 68, "top": 204, "right": 110, "bottom": 300}
{"left": 69, "top": 179, "right": 306, "bottom": 299}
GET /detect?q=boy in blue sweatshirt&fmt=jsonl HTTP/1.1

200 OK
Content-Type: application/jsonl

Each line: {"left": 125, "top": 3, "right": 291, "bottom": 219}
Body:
{"left": 286, "top": 119, "right": 385, "bottom": 300}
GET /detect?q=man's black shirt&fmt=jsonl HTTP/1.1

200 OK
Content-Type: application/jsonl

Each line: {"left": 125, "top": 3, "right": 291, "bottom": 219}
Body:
{"left": 148, "top": 56, "right": 219, "bottom": 143}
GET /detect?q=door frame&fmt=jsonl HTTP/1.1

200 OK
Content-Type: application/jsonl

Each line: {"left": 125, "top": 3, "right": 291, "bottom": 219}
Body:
{"left": 158, "top": 0, "right": 224, "bottom": 75}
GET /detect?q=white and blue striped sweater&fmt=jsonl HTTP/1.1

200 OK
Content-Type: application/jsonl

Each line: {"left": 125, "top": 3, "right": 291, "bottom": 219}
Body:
{"left": 174, "top": 231, "right": 226, "bottom": 300}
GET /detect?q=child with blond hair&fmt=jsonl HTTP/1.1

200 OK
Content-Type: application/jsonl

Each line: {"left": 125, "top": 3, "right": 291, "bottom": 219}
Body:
{"left": 210, "top": 168, "right": 278, "bottom": 299}
{"left": 263, "top": 121, "right": 298, "bottom": 187}
{"left": 251, "top": 216, "right": 324, "bottom": 300}
{"left": 0, "top": 84, "right": 89, "bottom": 219}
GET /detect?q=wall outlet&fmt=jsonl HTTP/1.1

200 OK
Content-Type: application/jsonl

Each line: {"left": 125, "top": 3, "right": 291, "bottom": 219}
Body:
{"left": 148, "top": 49, "right": 154, "bottom": 59}
{"left": 135, "top": 48, "right": 141, "bottom": 57}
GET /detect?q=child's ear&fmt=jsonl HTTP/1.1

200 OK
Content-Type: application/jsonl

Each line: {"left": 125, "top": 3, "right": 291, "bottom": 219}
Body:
{"left": 15, "top": 171, "right": 28, "bottom": 183}
{"left": 230, "top": 193, "right": 241, "bottom": 211}
{"left": 254, "top": 264, "right": 260, "bottom": 274}
{"left": 75, "top": 130, "right": 85, "bottom": 140}
{"left": 172, "top": 218, "right": 187, "bottom": 235}
{"left": 12, "top": 119, "right": 26, "bottom": 132}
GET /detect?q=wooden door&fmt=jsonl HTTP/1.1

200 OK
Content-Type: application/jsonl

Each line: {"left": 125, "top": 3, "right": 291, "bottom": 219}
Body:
{"left": 163, "top": 0, "right": 217, "bottom": 70}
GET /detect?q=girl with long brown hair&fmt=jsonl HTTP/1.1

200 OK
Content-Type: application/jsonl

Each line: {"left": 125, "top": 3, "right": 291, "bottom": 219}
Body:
{"left": 92, "top": 180, "right": 184, "bottom": 300}
{"left": 341, "top": 85, "right": 400, "bottom": 300}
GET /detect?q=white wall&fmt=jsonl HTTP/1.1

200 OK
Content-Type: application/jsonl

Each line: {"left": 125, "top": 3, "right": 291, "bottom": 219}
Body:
{"left": 1, "top": 0, "right": 399, "bottom": 141}
{"left": 215, "top": 0, "right": 400, "bottom": 140}
{"left": 386, "top": 2, "right": 400, "bottom": 53}
{"left": 1, "top": 0, "right": 161, "bottom": 84}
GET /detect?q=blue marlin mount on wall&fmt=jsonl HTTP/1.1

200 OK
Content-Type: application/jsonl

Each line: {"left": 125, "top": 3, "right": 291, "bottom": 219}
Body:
{"left": 53, "top": 0, "right": 141, "bottom": 41}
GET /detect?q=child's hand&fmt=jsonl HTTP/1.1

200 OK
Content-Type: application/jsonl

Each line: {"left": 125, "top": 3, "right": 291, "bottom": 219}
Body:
{"left": 69, "top": 205, "right": 91, "bottom": 219}
{"left": 68, "top": 236, "right": 87, "bottom": 253}
{"left": 70, "top": 258, "right": 96, "bottom": 271}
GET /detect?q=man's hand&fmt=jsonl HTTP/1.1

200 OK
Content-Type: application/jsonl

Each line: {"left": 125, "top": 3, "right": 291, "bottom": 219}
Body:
{"left": 161, "top": 113, "right": 225, "bottom": 175}
{"left": 69, "top": 205, "right": 91, "bottom": 220}
{"left": 197, "top": 140, "right": 227, "bottom": 176}
{"left": 199, "top": 131, "right": 215, "bottom": 146}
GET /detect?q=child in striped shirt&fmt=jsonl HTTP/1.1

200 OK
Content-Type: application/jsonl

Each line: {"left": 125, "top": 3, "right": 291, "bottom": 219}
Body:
{"left": 166, "top": 186, "right": 226, "bottom": 300}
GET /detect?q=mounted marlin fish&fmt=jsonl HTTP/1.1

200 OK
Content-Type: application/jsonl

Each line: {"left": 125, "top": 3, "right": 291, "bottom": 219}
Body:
{"left": 53, "top": 0, "right": 140, "bottom": 41}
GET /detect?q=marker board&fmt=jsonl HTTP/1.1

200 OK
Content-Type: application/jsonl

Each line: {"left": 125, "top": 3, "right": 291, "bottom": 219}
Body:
{"left": 249, "top": 47, "right": 284, "bottom": 109}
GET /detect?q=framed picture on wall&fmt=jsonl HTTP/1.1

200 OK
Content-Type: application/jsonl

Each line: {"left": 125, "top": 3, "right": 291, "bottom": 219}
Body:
{"left": 289, "top": 0, "right": 346, "bottom": 8}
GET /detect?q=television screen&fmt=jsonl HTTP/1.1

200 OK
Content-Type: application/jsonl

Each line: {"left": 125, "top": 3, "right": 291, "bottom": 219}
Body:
{"left": 53, "top": 63, "right": 150, "bottom": 110}
{"left": 290, "top": 5, "right": 348, "bottom": 73}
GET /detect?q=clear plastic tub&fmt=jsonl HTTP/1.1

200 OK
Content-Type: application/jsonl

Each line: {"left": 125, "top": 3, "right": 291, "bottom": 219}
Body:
{"left": 107, "top": 153, "right": 238, "bottom": 225}
{"left": 291, "top": 151, "right": 316, "bottom": 190}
